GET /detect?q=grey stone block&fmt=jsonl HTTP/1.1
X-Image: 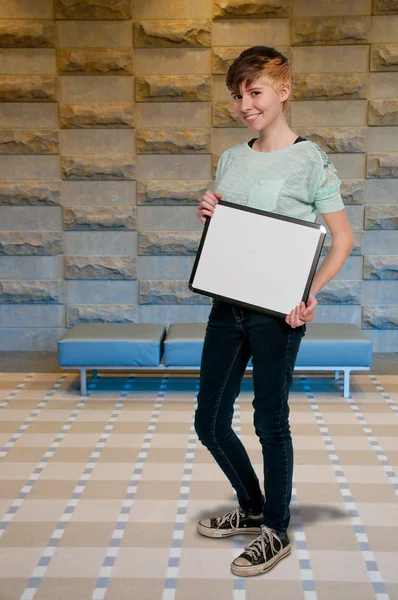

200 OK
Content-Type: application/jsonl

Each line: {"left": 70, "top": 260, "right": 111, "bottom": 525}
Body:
{"left": 139, "top": 304, "right": 211, "bottom": 324}
{"left": 136, "top": 75, "right": 212, "bottom": 102}
{"left": 292, "top": 17, "right": 371, "bottom": 45}
{"left": 0, "top": 256, "right": 64, "bottom": 280}
{"left": 365, "top": 205, "right": 398, "bottom": 229}
{"left": 363, "top": 305, "right": 398, "bottom": 329}
{"left": 67, "top": 304, "right": 138, "bottom": 327}
{"left": 55, "top": 0, "right": 132, "bottom": 20}
{"left": 137, "top": 180, "right": 212, "bottom": 205}
{"left": 65, "top": 256, "right": 137, "bottom": 279}
{"left": 139, "top": 231, "right": 201, "bottom": 255}
{"left": 364, "top": 256, "right": 398, "bottom": 279}
{"left": 138, "top": 206, "right": 200, "bottom": 231}
{"left": 0, "top": 327, "right": 66, "bottom": 351}
{"left": 292, "top": 73, "right": 368, "bottom": 100}
{"left": 0, "top": 76, "right": 57, "bottom": 102}
{"left": 295, "top": 127, "right": 367, "bottom": 153}
{"left": 0, "top": 232, "right": 62, "bottom": 256}
{"left": 316, "top": 280, "right": 362, "bottom": 305}
{"left": 57, "top": 49, "right": 134, "bottom": 75}
{"left": 0, "top": 20, "right": 56, "bottom": 48}
{"left": 66, "top": 280, "right": 137, "bottom": 304}
{"left": 0, "top": 181, "right": 60, "bottom": 205}
{"left": 370, "top": 44, "right": 398, "bottom": 71}
{"left": 60, "top": 103, "right": 135, "bottom": 128}
{"left": 136, "top": 129, "right": 211, "bottom": 154}
{"left": 63, "top": 206, "right": 137, "bottom": 230}
{"left": 0, "top": 129, "right": 59, "bottom": 155}
{"left": 365, "top": 230, "right": 398, "bottom": 254}
{"left": 0, "top": 280, "right": 64, "bottom": 304}
{"left": 366, "top": 153, "right": 398, "bottom": 178}
{"left": 322, "top": 231, "right": 364, "bottom": 256}
{"left": 368, "top": 100, "right": 398, "bottom": 126}
{"left": 60, "top": 181, "right": 135, "bottom": 206}
{"left": 140, "top": 280, "right": 210, "bottom": 304}
{"left": 64, "top": 232, "right": 136, "bottom": 255}
{"left": 0, "top": 305, "right": 65, "bottom": 327}
{"left": 61, "top": 155, "right": 135, "bottom": 180}
{"left": 213, "top": 0, "right": 290, "bottom": 18}
{"left": 137, "top": 256, "right": 195, "bottom": 280}
{"left": 137, "top": 155, "right": 211, "bottom": 181}
{"left": 340, "top": 180, "right": 365, "bottom": 205}
{"left": 134, "top": 20, "right": 211, "bottom": 48}
{"left": 0, "top": 206, "right": 62, "bottom": 231}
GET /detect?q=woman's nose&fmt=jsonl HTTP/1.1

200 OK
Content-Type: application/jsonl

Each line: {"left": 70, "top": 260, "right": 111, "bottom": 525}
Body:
{"left": 240, "top": 95, "right": 253, "bottom": 112}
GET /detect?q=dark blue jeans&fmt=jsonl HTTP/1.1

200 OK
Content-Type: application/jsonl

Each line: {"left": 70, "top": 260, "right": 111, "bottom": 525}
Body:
{"left": 194, "top": 300, "right": 305, "bottom": 538}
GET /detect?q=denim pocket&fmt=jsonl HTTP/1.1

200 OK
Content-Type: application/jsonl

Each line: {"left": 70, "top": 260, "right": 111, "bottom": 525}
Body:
{"left": 248, "top": 179, "right": 285, "bottom": 212}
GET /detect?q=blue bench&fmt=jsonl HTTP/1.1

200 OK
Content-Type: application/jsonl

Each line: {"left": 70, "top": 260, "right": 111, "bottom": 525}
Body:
{"left": 58, "top": 322, "right": 372, "bottom": 398}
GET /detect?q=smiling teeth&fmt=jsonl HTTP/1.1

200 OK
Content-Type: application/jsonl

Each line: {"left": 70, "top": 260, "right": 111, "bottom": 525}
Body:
{"left": 246, "top": 114, "right": 259, "bottom": 121}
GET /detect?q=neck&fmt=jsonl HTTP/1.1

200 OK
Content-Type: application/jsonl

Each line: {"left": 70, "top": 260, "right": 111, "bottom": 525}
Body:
{"left": 253, "top": 117, "right": 297, "bottom": 153}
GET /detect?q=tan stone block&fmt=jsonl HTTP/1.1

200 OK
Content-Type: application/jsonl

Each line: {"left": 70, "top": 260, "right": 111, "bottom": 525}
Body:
{"left": 367, "top": 126, "right": 398, "bottom": 152}
{"left": 212, "top": 21, "right": 290, "bottom": 47}
{"left": 138, "top": 231, "right": 201, "bottom": 255}
{"left": 0, "top": 129, "right": 59, "bottom": 155}
{"left": 134, "top": 0, "right": 212, "bottom": 19}
{"left": 61, "top": 130, "right": 134, "bottom": 155}
{"left": 137, "top": 155, "right": 211, "bottom": 180}
{"left": 61, "top": 155, "right": 135, "bottom": 180}
{"left": 295, "top": 127, "right": 367, "bottom": 153}
{"left": 212, "top": 128, "right": 252, "bottom": 155}
{"left": 135, "top": 48, "right": 211, "bottom": 75}
{"left": 55, "top": 0, "right": 132, "bottom": 19}
{"left": 367, "top": 153, "right": 398, "bottom": 177}
{"left": 0, "top": 49, "right": 56, "bottom": 75}
{"left": 292, "top": 73, "right": 368, "bottom": 100}
{"left": 60, "top": 103, "right": 135, "bottom": 128}
{"left": 213, "top": 46, "right": 289, "bottom": 74}
{"left": 213, "top": 0, "right": 290, "bottom": 19}
{"left": 368, "top": 100, "right": 398, "bottom": 125}
{"left": 0, "top": 181, "right": 61, "bottom": 205}
{"left": 340, "top": 180, "right": 365, "bottom": 205}
{"left": 369, "top": 73, "right": 398, "bottom": 99}
{"left": 290, "top": 100, "right": 367, "bottom": 127}
{"left": 0, "top": 76, "right": 57, "bottom": 102}
{"left": 137, "top": 180, "right": 213, "bottom": 205}
{"left": 136, "top": 128, "right": 211, "bottom": 154}
{"left": 136, "top": 75, "right": 212, "bottom": 102}
{"left": 0, "top": 231, "right": 62, "bottom": 255}
{"left": 292, "top": 0, "right": 372, "bottom": 16}
{"left": 60, "top": 75, "right": 133, "bottom": 102}
{"left": 67, "top": 305, "right": 138, "bottom": 327}
{"left": 60, "top": 181, "right": 135, "bottom": 206}
{"left": 373, "top": 0, "right": 398, "bottom": 14}
{"left": 292, "top": 46, "right": 369, "bottom": 73}
{"left": 64, "top": 256, "right": 137, "bottom": 279}
{"left": 0, "top": 21, "right": 55, "bottom": 48}
{"left": 213, "top": 102, "right": 244, "bottom": 128}
{"left": 0, "top": 104, "right": 58, "bottom": 128}
{"left": 0, "top": 0, "right": 53, "bottom": 19}
{"left": 0, "top": 155, "right": 60, "bottom": 180}
{"left": 370, "top": 44, "right": 398, "bottom": 71}
{"left": 57, "top": 21, "right": 132, "bottom": 48}
{"left": 365, "top": 204, "right": 398, "bottom": 228}
{"left": 292, "top": 17, "right": 371, "bottom": 45}
{"left": 134, "top": 21, "right": 211, "bottom": 48}
{"left": 57, "top": 48, "right": 134, "bottom": 75}
{"left": 212, "top": 154, "right": 219, "bottom": 179}
{"left": 136, "top": 103, "right": 211, "bottom": 128}
{"left": 371, "top": 16, "right": 398, "bottom": 43}
{"left": 63, "top": 206, "right": 136, "bottom": 230}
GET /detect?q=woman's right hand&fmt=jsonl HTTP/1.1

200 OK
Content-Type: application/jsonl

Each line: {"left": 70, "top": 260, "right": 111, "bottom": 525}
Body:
{"left": 196, "top": 191, "right": 223, "bottom": 224}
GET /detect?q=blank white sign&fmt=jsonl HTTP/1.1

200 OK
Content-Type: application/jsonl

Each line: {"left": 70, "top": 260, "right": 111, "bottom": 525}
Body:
{"left": 189, "top": 201, "right": 326, "bottom": 317}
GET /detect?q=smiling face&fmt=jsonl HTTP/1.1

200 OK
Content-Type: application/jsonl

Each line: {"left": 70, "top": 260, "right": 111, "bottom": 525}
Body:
{"left": 231, "top": 79, "right": 290, "bottom": 132}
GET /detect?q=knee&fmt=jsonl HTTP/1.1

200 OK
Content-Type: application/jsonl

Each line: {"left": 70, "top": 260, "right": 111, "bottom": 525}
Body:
{"left": 194, "top": 410, "right": 214, "bottom": 448}
{"left": 254, "top": 416, "right": 291, "bottom": 441}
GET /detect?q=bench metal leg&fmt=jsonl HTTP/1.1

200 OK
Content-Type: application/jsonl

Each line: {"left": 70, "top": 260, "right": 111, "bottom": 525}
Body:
{"left": 92, "top": 369, "right": 98, "bottom": 380}
{"left": 334, "top": 370, "right": 340, "bottom": 380}
{"left": 343, "top": 369, "right": 350, "bottom": 399}
{"left": 80, "top": 369, "right": 87, "bottom": 396}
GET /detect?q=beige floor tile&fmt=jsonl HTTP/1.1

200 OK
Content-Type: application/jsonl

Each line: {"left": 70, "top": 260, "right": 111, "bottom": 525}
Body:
{"left": 0, "top": 547, "right": 45, "bottom": 577}
{"left": 146, "top": 447, "right": 188, "bottom": 463}
{"left": 0, "top": 578, "right": 31, "bottom": 600}
{"left": 14, "top": 499, "right": 67, "bottom": 523}
{"left": 0, "top": 421, "right": 23, "bottom": 433}
{"left": 374, "top": 550, "right": 398, "bottom": 584}
{"left": 121, "top": 522, "right": 174, "bottom": 547}
{"left": 67, "top": 421, "right": 109, "bottom": 434}
{"left": 315, "top": 581, "right": 376, "bottom": 600}
{"left": 96, "top": 447, "right": 140, "bottom": 463}
{"left": 310, "top": 550, "right": 369, "bottom": 581}
{"left": 356, "top": 503, "right": 398, "bottom": 527}
{"left": 90, "top": 463, "right": 134, "bottom": 481}
{"left": 0, "top": 521, "right": 56, "bottom": 547}
{"left": 295, "top": 482, "right": 343, "bottom": 503}
{"left": 70, "top": 500, "right": 124, "bottom": 523}
{"left": 45, "top": 547, "right": 107, "bottom": 578}
{"left": 175, "top": 580, "right": 234, "bottom": 600}
{"left": 0, "top": 462, "right": 38, "bottom": 480}
{"left": 189, "top": 481, "right": 234, "bottom": 501}
{"left": 367, "top": 424, "right": 398, "bottom": 437}
{"left": 0, "top": 479, "right": 25, "bottom": 499}
{"left": 14, "top": 433, "right": 59, "bottom": 447}
{"left": 294, "top": 449, "right": 331, "bottom": 465}
{"left": 128, "top": 499, "right": 178, "bottom": 523}
{"left": 105, "top": 578, "right": 165, "bottom": 600}
{"left": 336, "top": 450, "right": 380, "bottom": 466}
{"left": 112, "top": 548, "right": 170, "bottom": 578}
{"left": 35, "top": 578, "right": 98, "bottom": 600}
{"left": 3, "top": 446, "right": 48, "bottom": 463}
{"left": 182, "top": 524, "right": 237, "bottom": 549}
{"left": 25, "top": 421, "right": 66, "bottom": 434}
{"left": 135, "top": 480, "right": 182, "bottom": 500}
{"left": 50, "top": 447, "right": 94, "bottom": 462}
{"left": 80, "top": 480, "right": 129, "bottom": 500}
{"left": 293, "top": 465, "right": 338, "bottom": 483}
{"left": 38, "top": 463, "right": 86, "bottom": 480}
{"left": 155, "top": 421, "right": 192, "bottom": 434}
{"left": 245, "top": 579, "right": 306, "bottom": 600}
{"left": 141, "top": 462, "right": 185, "bottom": 481}
{"left": 325, "top": 424, "right": 365, "bottom": 437}
{"left": 29, "top": 479, "right": 78, "bottom": 499}
{"left": 303, "top": 523, "right": 359, "bottom": 551}
{"left": 108, "top": 421, "right": 150, "bottom": 434}
{"left": 149, "top": 433, "right": 191, "bottom": 448}
{"left": 343, "top": 465, "right": 392, "bottom": 483}
{"left": 58, "top": 522, "right": 115, "bottom": 547}
{"left": 350, "top": 483, "right": 398, "bottom": 503}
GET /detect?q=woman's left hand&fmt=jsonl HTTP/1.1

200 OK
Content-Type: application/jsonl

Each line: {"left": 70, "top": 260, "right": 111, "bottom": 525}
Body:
{"left": 285, "top": 294, "right": 318, "bottom": 328}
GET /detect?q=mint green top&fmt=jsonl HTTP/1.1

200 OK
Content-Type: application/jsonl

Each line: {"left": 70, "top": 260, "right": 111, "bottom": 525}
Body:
{"left": 215, "top": 139, "right": 344, "bottom": 223}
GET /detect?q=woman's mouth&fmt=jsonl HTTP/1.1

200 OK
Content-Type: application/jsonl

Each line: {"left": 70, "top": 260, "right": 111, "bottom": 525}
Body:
{"left": 244, "top": 113, "right": 261, "bottom": 123}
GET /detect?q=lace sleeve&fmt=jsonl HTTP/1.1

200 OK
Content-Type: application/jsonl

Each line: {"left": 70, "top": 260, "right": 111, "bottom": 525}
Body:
{"left": 313, "top": 148, "right": 345, "bottom": 214}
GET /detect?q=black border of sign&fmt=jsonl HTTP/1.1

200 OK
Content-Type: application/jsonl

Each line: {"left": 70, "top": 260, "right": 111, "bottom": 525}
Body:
{"left": 189, "top": 200, "right": 326, "bottom": 319}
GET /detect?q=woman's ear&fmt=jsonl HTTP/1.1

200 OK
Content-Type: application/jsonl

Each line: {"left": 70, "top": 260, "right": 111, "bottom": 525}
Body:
{"left": 280, "top": 83, "right": 290, "bottom": 103}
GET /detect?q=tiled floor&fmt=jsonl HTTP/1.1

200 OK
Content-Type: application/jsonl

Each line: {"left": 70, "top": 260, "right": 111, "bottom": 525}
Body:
{"left": 0, "top": 371, "right": 397, "bottom": 600}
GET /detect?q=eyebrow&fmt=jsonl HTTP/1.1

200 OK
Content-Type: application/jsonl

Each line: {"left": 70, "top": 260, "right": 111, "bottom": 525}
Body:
{"left": 231, "top": 86, "right": 263, "bottom": 95}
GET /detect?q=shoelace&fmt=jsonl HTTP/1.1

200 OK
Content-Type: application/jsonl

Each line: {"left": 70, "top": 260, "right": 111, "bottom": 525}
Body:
{"left": 215, "top": 507, "right": 246, "bottom": 529}
{"left": 243, "top": 525, "right": 281, "bottom": 561}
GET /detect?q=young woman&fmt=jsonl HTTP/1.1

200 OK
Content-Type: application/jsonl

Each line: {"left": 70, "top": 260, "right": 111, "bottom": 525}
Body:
{"left": 194, "top": 46, "right": 354, "bottom": 577}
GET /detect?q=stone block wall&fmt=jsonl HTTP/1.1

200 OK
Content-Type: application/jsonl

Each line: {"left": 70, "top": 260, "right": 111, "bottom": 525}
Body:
{"left": 0, "top": 0, "right": 397, "bottom": 352}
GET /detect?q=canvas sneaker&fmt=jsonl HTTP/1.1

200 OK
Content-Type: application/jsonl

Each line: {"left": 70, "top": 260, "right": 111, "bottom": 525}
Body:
{"left": 231, "top": 525, "right": 291, "bottom": 576}
{"left": 197, "top": 507, "right": 263, "bottom": 538}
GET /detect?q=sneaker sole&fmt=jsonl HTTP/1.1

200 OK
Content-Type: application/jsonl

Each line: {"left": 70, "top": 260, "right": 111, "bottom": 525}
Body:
{"left": 196, "top": 522, "right": 262, "bottom": 538}
{"left": 230, "top": 543, "right": 291, "bottom": 576}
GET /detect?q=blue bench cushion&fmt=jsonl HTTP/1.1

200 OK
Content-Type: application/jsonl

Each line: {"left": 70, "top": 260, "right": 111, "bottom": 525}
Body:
{"left": 58, "top": 323, "right": 166, "bottom": 367}
{"left": 164, "top": 322, "right": 372, "bottom": 368}
{"left": 164, "top": 323, "right": 207, "bottom": 367}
